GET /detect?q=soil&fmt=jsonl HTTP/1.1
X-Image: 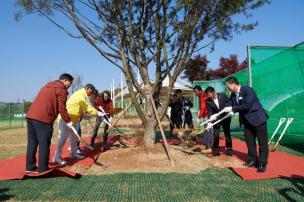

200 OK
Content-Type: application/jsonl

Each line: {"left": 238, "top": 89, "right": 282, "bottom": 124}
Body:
{"left": 73, "top": 136, "right": 245, "bottom": 175}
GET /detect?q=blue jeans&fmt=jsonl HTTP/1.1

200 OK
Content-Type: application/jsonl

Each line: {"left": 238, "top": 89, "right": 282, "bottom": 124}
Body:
{"left": 197, "top": 119, "right": 213, "bottom": 148}
{"left": 204, "top": 123, "right": 213, "bottom": 148}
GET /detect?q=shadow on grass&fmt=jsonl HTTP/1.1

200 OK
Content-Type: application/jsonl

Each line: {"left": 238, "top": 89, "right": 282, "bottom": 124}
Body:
{"left": 0, "top": 188, "right": 14, "bottom": 201}
{"left": 278, "top": 175, "right": 304, "bottom": 202}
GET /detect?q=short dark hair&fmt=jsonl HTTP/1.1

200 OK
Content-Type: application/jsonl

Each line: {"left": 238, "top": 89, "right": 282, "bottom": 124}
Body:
{"left": 59, "top": 73, "right": 74, "bottom": 82}
{"left": 92, "top": 89, "right": 98, "bottom": 96}
{"left": 225, "top": 76, "right": 239, "bottom": 85}
{"left": 84, "top": 83, "right": 96, "bottom": 91}
{"left": 175, "top": 89, "right": 182, "bottom": 94}
{"left": 205, "top": 86, "right": 215, "bottom": 94}
{"left": 193, "top": 85, "right": 202, "bottom": 91}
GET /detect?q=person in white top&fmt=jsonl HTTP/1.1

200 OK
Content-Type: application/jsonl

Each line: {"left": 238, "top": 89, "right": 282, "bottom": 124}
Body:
{"left": 205, "top": 86, "right": 232, "bottom": 156}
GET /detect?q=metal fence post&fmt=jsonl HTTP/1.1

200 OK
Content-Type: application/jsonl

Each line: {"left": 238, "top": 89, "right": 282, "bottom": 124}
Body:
{"left": 8, "top": 103, "right": 12, "bottom": 129}
{"left": 22, "top": 102, "right": 25, "bottom": 127}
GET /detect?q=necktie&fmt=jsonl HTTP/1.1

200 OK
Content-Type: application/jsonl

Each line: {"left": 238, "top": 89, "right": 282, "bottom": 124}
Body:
{"left": 236, "top": 93, "right": 239, "bottom": 104}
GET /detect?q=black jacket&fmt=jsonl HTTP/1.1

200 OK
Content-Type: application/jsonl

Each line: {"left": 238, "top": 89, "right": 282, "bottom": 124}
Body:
{"left": 206, "top": 93, "right": 230, "bottom": 117}
{"left": 230, "top": 85, "right": 268, "bottom": 127}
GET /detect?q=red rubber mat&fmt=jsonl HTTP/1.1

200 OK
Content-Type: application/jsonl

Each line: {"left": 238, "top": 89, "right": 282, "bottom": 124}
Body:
{"left": 0, "top": 135, "right": 120, "bottom": 180}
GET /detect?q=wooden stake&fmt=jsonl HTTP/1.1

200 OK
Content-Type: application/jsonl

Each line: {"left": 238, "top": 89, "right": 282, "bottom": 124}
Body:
{"left": 107, "top": 94, "right": 140, "bottom": 132}
{"left": 148, "top": 91, "right": 175, "bottom": 167}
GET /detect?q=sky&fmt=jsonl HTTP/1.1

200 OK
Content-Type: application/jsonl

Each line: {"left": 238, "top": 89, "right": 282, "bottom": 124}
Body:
{"left": 0, "top": 0, "right": 304, "bottom": 102}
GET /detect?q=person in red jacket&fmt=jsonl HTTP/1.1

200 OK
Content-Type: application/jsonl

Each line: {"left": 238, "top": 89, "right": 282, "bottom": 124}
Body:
{"left": 193, "top": 85, "right": 213, "bottom": 154}
{"left": 90, "top": 90, "right": 113, "bottom": 146}
{"left": 25, "top": 73, "right": 73, "bottom": 173}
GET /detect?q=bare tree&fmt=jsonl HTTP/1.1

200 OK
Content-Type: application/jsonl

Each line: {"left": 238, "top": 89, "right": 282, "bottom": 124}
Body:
{"left": 16, "top": 0, "right": 270, "bottom": 147}
{"left": 70, "top": 72, "right": 83, "bottom": 93}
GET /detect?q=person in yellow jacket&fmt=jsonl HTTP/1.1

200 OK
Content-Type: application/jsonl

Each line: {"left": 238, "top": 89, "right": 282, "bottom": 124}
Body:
{"left": 53, "top": 84, "right": 104, "bottom": 165}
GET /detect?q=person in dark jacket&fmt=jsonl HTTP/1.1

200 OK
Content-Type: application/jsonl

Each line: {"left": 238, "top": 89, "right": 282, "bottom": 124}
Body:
{"left": 175, "top": 89, "right": 193, "bottom": 129}
{"left": 223, "top": 76, "right": 269, "bottom": 172}
{"left": 205, "top": 86, "right": 232, "bottom": 156}
{"left": 25, "top": 73, "right": 73, "bottom": 173}
{"left": 90, "top": 90, "right": 113, "bottom": 146}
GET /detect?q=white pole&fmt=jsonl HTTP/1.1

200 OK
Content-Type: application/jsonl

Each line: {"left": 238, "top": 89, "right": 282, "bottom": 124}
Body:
{"left": 110, "top": 83, "right": 113, "bottom": 100}
{"left": 137, "top": 69, "right": 140, "bottom": 83}
{"left": 247, "top": 44, "right": 252, "bottom": 87}
{"left": 121, "top": 73, "right": 124, "bottom": 108}
{"left": 112, "top": 79, "right": 115, "bottom": 107}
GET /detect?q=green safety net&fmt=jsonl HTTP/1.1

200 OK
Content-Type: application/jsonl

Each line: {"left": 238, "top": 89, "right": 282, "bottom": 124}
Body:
{"left": 193, "top": 42, "right": 304, "bottom": 144}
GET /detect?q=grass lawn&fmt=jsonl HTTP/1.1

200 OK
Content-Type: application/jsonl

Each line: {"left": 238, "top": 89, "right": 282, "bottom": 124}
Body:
{"left": 1, "top": 168, "right": 303, "bottom": 201}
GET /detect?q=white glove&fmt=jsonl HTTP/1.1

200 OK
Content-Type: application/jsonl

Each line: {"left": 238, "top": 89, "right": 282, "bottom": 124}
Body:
{"left": 209, "top": 114, "right": 218, "bottom": 121}
{"left": 228, "top": 111, "right": 234, "bottom": 117}
{"left": 97, "top": 111, "right": 106, "bottom": 117}
{"left": 66, "top": 122, "right": 73, "bottom": 129}
{"left": 108, "top": 117, "right": 113, "bottom": 123}
{"left": 184, "top": 106, "right": 190, "bottom": 110}
{"left": 223, "top": 106, "right": 233, "bottom": 113}
{"left": 206, "top": 122, "right": 213, "bottom": 131}
{"left": 98, "top": 106, "right": 105, "bottom": 113}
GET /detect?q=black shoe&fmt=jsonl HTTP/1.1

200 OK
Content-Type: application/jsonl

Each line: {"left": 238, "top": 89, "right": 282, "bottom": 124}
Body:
{"left": 38, "top": 168, "right": 50, "bottom": 173}
{"left": 226, "top": 149, "right": 233, "bottom": 156}
{"left": 25, "top": 165, "right": 38, "bottom": 174}
{"left": 90, "top": 138, "right": 95, "bottom": 147}
{"left": 243, "top": 161, "right": 258, "bottom": 168}
{"left": 213, "top": 151, "right": 220, "bottom": 156}
{"left": 257, "top": 164, "right": 267, "bottom": 173}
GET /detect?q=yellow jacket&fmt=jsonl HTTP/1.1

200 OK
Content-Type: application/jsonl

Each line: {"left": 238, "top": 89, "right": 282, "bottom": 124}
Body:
{"left": 60, "top": 88, "right": 97, "bottom": 124}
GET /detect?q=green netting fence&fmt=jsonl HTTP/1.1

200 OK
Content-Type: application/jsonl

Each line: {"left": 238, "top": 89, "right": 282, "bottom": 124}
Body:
{"left": 0, "top": 103, "right": 26, "bottom": 129}
{"left": 193, "top": 42, "right": 304, "bottom": 144}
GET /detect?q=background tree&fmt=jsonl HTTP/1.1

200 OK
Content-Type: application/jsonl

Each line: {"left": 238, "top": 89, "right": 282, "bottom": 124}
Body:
{"left": 70, "top": 72, "right": 84, "bottom": 93}
{"left": 16, "top": 0, "right": 269, "bottom": 147}
{"left": 208, "top": 54, "right": 248, "bottom": 79}
{"left": 182, "top": 54, "right": 211, "bottom": 82}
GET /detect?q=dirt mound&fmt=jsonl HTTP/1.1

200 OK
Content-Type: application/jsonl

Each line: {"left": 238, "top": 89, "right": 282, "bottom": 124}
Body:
{"left": 78, "top": 136, "right": 244, "bottom": 175}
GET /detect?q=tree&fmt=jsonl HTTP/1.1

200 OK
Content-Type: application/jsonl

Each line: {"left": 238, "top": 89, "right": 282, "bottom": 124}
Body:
{"left": 16, "top": 0, "right": 269, "bottom": 147}
{"left": 70, "top": 72, "right": 84, "bottom": 93}
{"left": 182, "top": 54, "right": 210, "bottom": 82}
{"left": 208, "top": 54, "right": 248, "bottom": 79}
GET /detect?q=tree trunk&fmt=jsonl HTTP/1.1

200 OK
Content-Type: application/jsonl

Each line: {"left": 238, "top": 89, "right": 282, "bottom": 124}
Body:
{"left": 143, "top": 97, "right": 157, "bottom": 147}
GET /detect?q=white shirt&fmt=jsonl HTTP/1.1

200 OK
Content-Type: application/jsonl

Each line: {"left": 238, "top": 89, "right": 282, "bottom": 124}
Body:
{"left": 213, "top": 97, "right": 220, "bottom": 109}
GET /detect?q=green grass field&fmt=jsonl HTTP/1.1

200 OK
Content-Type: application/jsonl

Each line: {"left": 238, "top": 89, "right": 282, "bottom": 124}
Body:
{"left": 1, "top": 168, "right": 303, "bottom": 201}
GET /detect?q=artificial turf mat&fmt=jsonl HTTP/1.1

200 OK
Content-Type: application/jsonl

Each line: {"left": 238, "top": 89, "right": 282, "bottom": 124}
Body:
{"left": 0, "top": 168, "right": 303, "bottom": 201}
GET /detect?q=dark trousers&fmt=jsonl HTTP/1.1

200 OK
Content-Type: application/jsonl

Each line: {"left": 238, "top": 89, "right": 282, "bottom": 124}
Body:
{"left": 91, "top": 116, "right": 109, "bottom": 144}
{"left": 76, "top": 120, "right": 82, "bottom": 148}
{"left": 244, "top": 119, "right": 269, "bottom": 165}
{"left": 26, "top": 118, "right": 53, "bottom": 172}
{"left": 212, "top": 119, "right": 232, "bottom": 152}
{"left": 183, "top": 117, "right": 193, "bottom": 129}
{"left": 170, "top": 118, "right": 182, "bottom": 132}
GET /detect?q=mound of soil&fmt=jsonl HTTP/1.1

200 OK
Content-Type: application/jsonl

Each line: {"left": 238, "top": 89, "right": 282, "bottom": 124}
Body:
{"left": 75, "top": 136, "right": 244, "bottom": 175}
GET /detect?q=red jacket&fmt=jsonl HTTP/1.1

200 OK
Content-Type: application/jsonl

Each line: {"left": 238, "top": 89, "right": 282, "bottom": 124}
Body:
{"left": 26, "top": 80, "right": 71, "bottom": 124}
{"left": 197, "top": 92, "right": 208, "bottom": 119}
{"left": 94, "top": 96, "right": 113, "bottom": 115}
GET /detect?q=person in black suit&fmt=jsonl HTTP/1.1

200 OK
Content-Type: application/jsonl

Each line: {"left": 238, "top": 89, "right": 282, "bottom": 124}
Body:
{"left": 205, "top": 87, "right": 232, "bottom": 156}
{"left": 175, "top": 89, "right": 193, "bottom": 129}
{"left": 223, "top": 76, "right": 269, "bottom": 173}
{"left": 169, "top": 93, "right": 182, "bottom": 130}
